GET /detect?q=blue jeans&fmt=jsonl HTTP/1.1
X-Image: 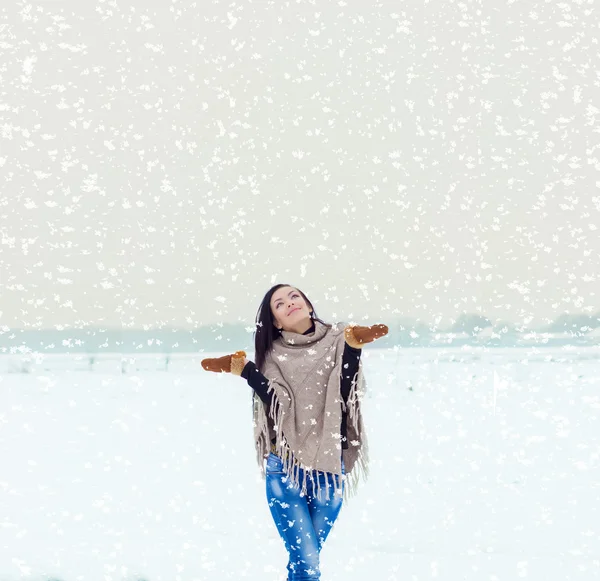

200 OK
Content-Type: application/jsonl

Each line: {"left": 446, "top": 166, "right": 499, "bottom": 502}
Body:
{"left": 265, "top": 452, "right": 344, "bottom": 581}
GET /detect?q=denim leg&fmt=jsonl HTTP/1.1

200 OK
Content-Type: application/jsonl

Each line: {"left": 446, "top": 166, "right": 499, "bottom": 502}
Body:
{"left": 265, "top": 454, "right": 321, "bottom": 581}
{"left": 306, "top": 469, "right": 344, "bottom": 551}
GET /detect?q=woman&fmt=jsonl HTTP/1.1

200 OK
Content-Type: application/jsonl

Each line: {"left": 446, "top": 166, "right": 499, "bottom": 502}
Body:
{"left": 201, "top": 284, "right": 388, "bottom": 581}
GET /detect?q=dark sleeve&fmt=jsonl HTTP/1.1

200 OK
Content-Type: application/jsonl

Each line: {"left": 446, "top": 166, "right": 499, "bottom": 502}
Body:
{"left": 241, "top": 360, "right": 272, "bottom": 405}
{"left": 340, "top": 343, "right": 362, "bottom": 404}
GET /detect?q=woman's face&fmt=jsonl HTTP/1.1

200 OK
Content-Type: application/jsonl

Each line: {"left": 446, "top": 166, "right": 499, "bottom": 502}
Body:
{"left": 270, "top": 286, "right": 313, "bottom": 332}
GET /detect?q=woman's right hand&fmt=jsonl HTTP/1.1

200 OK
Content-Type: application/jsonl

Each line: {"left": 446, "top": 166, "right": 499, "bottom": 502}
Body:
{"left": 201, "top": 350, "right": 247, "bottom": 376}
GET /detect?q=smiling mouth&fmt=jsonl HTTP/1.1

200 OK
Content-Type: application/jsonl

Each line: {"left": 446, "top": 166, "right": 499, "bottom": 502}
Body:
{"left": 288, "top": 308, "right": 300, "bottom": 316}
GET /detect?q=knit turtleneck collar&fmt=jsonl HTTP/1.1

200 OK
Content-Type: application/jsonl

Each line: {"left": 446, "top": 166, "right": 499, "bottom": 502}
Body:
{"left": 280, "top": 319, "right": 329, "bottom": 347}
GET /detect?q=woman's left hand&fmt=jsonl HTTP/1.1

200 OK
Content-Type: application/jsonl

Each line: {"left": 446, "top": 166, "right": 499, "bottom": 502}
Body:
{"left": 344, "top": 323, "right": 389, "bottom": 348}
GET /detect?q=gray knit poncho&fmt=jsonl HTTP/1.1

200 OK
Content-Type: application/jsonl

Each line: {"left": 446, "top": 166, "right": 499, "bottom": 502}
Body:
{"left": 252, "top": 320, "right": 369, "bottom": 501}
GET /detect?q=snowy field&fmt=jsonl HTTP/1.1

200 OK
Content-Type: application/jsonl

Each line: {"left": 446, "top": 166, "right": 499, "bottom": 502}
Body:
{"left": 0, "top": 347, "right": 599, "bottom": 581}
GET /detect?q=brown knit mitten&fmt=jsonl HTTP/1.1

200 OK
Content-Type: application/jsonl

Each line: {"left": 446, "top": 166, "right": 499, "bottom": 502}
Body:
{"left": 344, "top": 324, "right": 389, "bottom": 348}
{"left": 201, "top": 350, "right": 247, "bottom": 376}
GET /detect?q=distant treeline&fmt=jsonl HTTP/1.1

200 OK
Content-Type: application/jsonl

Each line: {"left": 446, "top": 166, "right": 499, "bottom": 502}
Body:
{"left": 1, "top": 312, "right": 599, "bottom": 354}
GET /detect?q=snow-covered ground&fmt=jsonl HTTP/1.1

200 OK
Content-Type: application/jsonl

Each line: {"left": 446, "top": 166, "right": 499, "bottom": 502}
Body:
{"left": 0, "top": 347, "right": 598, "bottom": 581}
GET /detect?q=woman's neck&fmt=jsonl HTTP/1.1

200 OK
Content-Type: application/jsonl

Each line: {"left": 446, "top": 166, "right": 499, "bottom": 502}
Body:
{"left": 302, "top": 320, "right": 316, "bottom": 335}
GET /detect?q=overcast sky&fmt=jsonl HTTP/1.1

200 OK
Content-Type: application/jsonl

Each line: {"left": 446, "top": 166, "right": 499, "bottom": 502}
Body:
{"left": 1, "top": 1, "right": 598, "bottom": 331}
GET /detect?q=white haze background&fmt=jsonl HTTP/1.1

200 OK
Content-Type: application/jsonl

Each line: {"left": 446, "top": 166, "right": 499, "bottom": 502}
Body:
{"left": 1, "top": 1, "right": 598, "bottom": 331}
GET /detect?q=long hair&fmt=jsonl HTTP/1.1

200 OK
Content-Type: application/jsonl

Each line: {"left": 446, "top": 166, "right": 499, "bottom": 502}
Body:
{"left": 253, "top": 283, "right": 327, "bottom": 372}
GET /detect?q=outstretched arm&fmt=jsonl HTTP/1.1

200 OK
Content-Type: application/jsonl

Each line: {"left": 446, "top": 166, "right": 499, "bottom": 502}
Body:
{"left": 340, "top": 343, "right": 361, "bottom": 404}
{"left": 201, "top": 352, "right": 272, "bottom": 405}
{"left": 240, "top": 360, "right": 272, "bottom": 405}
{"left": 339, "top": 341, "right": 362, "bottom": 450}
{"left": 339, "top": 323, "right": 387, "bottom": 448}
{"left": 340, "top": 323, "right": 388, "bottom": 403}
